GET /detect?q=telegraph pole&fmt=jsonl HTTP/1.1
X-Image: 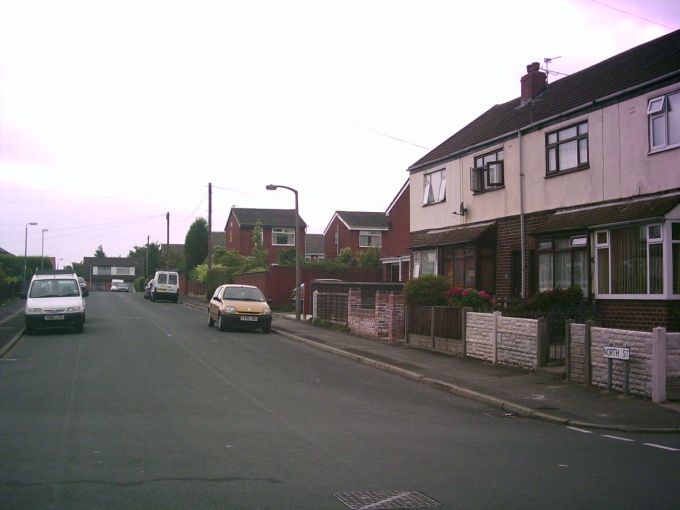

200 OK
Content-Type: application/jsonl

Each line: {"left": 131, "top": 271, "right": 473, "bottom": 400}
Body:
{"left": 208, "top": 183, "right": 212, "bottom": 271}
{"left": 166, "top": 212, "right": 170, "bottom": 270}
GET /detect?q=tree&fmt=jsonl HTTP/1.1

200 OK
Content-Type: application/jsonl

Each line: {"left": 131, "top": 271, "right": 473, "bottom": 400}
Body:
{"left": 129, "top": 242, "right": 162, "bottom": 278}
{"left": 185, "top": 218, "right": 209, "bottom": 272}
{"left": 250, "top": 221, "right": 268, "bottom": 269}
{"left": 94, "top": 245, "right": 106, "bottom": 258}
{"left": 277, "top": 247, "right": 296, "bottom": 266}
{"left": 357, "top": 247, "right": 381, "bottom": 268}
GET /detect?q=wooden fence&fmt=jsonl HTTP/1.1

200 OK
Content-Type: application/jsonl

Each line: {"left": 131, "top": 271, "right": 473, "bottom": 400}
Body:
{"left": 406, "top": 305, "right": 464, "bottom": 355}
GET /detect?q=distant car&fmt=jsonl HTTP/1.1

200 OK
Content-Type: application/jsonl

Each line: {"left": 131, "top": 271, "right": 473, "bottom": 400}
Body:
{"left": 110, "top": 279, "right": 129, "bottom": 292}
{"left": 77, "top": 277, "right": 88, "bottom": 293}
{"left": 144, "top": 279, "right": 154, "bottom": 299}
{"left": 208, "top": 284, "right": 272, "bottom": 333}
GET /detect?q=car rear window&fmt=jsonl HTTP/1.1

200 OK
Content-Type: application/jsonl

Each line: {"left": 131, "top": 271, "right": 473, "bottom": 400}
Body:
{"left": 169, "top": 274, "right": 178, "bottom": 285}
{"left": 158, "top": 274, "right": 167, "bottom": 284}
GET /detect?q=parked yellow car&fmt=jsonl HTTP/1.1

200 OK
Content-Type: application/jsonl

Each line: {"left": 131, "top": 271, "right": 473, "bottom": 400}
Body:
{"left": 208, "top": 284, "right": 272, "bottom": 333}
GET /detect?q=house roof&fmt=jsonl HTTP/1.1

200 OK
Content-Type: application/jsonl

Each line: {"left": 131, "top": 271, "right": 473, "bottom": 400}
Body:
{"left": 305, "top": 234, "right": 325, "bottom": 254}
{"left": 331, "top": 211, "right": 390, "bottom": 232}
{"left": 530, "top": 191, "right": 680, "bottom": 235}
{"left": 211, "top": 231, "right": 226, "bottom": 248}
{"left": 386, "top": 179, "right": 410, "bottom": 215}
{"left": 0, "top": 246, "right": 14, "bottom": 256}
{"left": 410, "top": 222, "right": 496, "bottom": 249}
{"left": 409, "top": 29, "right": 680, "bottom": 172}
{"left": 228, "top": 208, "right": 307, "bottom": 229}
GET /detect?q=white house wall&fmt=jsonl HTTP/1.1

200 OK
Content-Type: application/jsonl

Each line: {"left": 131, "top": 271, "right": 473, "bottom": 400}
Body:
{"left": 411, "top": 82, "right": 680, "bottom": 232}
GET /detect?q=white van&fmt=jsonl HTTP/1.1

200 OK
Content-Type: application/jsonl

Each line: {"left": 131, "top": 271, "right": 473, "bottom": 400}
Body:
{"left": 151, "top": 271, "right": 180, "bottom": 303}
{"left": 22, "top": 269, "right": 87, "bottom": 334}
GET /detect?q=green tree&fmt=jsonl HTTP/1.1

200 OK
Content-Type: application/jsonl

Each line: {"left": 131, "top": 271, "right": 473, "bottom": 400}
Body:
{"left": 277, "top": 247, "right": 296, "bottom": 266}
{"left": 357, "top": 247, "right": 381, "bottom": 268}
{"left": 185, "top": 217, "right": 209, "bottom": 272}
{"left": 129, "top": 242, "right": 162, "bottom": 279}
{"left": 94, "top": 245, "right": 106, "bottom": 258}
{"left": 251, "top": 221, "right": 268, "bottom": 269}
{"left": 405, "top": 275, "right": 450, "bottom": 306}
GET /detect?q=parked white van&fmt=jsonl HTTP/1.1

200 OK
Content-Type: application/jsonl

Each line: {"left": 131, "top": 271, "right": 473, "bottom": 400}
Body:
{"left": 150, "top": 271, "right": 180, "bottom": 303}
{"left": 22, "top": 269, "right": 87, "bottom": 334}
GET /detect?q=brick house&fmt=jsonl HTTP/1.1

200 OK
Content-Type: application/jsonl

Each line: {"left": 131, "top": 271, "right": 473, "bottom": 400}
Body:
{"left": 225, "top": 208, "right": 307, "bottom": 265}
{"left": 381, "top": 179, "right": 411, "bottom": 282}
{"left": 305, "top": 234, "right": 325, "bottom": 262}
{"left": 407, "top": 30, "right": 680, "bottom": 331}
{"left": 323, "top": 211, "right": 389, "bottom": 260}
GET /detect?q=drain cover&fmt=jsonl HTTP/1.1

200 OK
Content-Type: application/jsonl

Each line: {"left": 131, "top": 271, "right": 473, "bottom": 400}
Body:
{"left": 334, "top": 491, "right": 441, "bottom": 509}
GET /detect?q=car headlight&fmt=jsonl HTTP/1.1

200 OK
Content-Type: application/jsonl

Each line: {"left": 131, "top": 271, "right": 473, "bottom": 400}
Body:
{"left": 263, "top": 307, "right": 272, "bottom": 315}
{"left": 66, "top": 306, "right": 83, "bottom": 313}
{"left": 224, "top": 305, "right": 236, "bottom": 313}
{"left": 28, "top": 308, "right": 42, "bottom": 314}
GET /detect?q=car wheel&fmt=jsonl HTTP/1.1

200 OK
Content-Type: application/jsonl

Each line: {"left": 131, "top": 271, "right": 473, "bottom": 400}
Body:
{"left": 208, "top": 313, "right": 215, "bottom": 327}
{"left": 218, "top": 314, "right": 228, "bottom": 332}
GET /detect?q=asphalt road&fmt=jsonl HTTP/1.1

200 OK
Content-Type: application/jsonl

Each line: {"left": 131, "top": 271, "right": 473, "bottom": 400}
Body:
{"left": 1, "top": 292, "right": 679, "bottom": 509}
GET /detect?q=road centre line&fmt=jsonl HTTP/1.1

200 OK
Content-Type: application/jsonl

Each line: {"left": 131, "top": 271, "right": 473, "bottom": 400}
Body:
{"left": 566, "top": 426, "right": 593, "bottom": 434}
{"left": 643, "top": 443, "right": 680, "bottom": 452}
{"left": 602, "top": 435, "right": 635, "bottom": 442}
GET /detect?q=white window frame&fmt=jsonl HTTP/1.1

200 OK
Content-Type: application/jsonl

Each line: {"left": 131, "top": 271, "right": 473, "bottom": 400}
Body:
{"left": 422, "top": 169, "right": 447, "bottom": 206}
{"left": 595, "top": 223, "right": 668, "bottom": 299}
{"left": 359, "top": 230, "right": 382, "bottom": 248}
{"left": 413, "top": 249, "right": 438, "bottom": 277}
{"left": 648, "top": 91, "right": 680, "bottom": 152}
{"left": 271, "top": 227, "right": 295, "bottom": 246}
{"left": 671, "top": 222, "right": 680, "bottom": 297}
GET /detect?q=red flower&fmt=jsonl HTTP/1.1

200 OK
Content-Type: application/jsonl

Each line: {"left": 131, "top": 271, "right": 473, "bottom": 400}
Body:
{"left": 462, "top": 289, "right": 469, "bottom": 297}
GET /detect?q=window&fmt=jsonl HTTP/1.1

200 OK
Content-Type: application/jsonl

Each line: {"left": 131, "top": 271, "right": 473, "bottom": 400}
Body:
{"left": 673, "top": 223, "right": 680, "bottom": 294}
{"left": 470, "top": 149, "right": 504, "bottom": 193}
{"left": 546, "top": 121, "right": 589, "bottom": 175}
{"left": 422, "top": 169, "right": 446, "bottom": 205}
{"left": 272, "top": 227, "right": 295, "bottom": 246}
{"left": 413, "top": 250, "right": 437, "bottom": 277}
{"left": 648, "top": 91, "right": 680, "bottom": 151}
{"left": 537, "top": 236, "right": 588, "bottom": 293}
{"left": 359, "top": 230, "right": 382, "bottom": 248}
{"left": 595, "top": 224, "right": 664, "bottom": 296}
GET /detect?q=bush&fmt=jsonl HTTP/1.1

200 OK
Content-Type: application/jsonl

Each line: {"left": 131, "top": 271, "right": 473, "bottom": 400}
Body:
{"left": 405, "top": 275, "right": 449, "bottom": 306}
{"left": 445, "top": 287, "right": 495, "bottom": 311}
{"left": 134, "top": 276, "right": 147, "bottom": 292}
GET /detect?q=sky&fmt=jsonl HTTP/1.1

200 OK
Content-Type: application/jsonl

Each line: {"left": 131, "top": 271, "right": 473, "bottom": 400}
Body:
{"left": 1, "top": 0, "right": 679, "bottom": 266}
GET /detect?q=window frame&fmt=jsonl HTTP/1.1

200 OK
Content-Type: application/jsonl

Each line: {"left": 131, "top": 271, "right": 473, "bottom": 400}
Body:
{"left": 413, "top": 249, "right": 438, "bottom": 277}
{"left": 271, "top": 227, "right": 295, "bottom": 246}
{"left": 648, "top": 90, "right": 680, "bottom": 152}
{"left": 471, "top": 148, "right": 504, "bottom": 194}
{"left": 359, "top": 230, "right": 382, "bottom": 248}
{"left": 422, "top": 169, "right": 447, "bottom": 206}
{"left": 545, "top": 121, "right": 589, "bottom": 176}
{"left": 536, "top": 234, "right": 589, "bottom": 294}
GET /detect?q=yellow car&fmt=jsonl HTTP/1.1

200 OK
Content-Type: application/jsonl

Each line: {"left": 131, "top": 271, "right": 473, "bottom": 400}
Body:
{"left": 208, "top": 284, "right": 272, "bottom": 333}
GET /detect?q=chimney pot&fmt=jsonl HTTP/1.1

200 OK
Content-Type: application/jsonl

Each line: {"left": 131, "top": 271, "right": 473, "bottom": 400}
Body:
{"left": 527, "top": 62, "right": 541, "bottom": 73}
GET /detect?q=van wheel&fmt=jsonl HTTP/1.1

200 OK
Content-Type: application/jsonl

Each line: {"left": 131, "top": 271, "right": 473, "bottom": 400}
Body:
{"left": 25, "top": 325, "right": 33, "bottom": 336}
{"left": 218, "top": 314, "right": 228, "bottom": 332}
{"left": 75, "top": 323, "right": 84, "bottom": 334}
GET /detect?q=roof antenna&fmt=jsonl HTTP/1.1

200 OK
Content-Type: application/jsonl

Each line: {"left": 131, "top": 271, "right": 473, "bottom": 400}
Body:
{"left": 542, "top": 56, "right": 569, "bottom": 83}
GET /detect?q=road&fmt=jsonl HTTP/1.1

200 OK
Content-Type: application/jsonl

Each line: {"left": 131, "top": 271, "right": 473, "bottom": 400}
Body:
{"left": 1, "top": 292, "right": 679, "bottom": 509}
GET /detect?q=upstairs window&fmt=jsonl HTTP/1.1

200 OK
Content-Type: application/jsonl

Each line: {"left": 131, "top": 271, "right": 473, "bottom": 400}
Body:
{"left": 471, "top": 148, "right": 504, "bottom": 193}
{"left": 272, "top": 227, "right": 295, "bottom": 246}
{"left": 648, "top": 91, "right": 680, "bottom": 151}
{"left": 423, "top": 169, "right": 446, "bottom": 205}
{"left": 546, "top": 121, "right": 589, "bottom": 175}
{"left": 359, "top": 230, "right": 382, "bottom": 248}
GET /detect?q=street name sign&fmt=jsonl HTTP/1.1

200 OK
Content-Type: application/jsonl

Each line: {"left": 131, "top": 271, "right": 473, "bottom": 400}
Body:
{"left": 603, "top": 346, "right": 630, "bottom": 360}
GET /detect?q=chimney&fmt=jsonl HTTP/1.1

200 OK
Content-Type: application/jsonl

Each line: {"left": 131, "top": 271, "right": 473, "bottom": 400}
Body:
{"left": 520, "top": 62, "right": 547, "bottom": 105}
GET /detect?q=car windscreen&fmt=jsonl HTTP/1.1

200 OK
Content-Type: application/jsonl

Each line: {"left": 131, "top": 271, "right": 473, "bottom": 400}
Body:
{"left": 30, "top": 279, "right": 81, "bottom": 298}
{"left": 223, "top": 287, "right": 265, "bottom": 302}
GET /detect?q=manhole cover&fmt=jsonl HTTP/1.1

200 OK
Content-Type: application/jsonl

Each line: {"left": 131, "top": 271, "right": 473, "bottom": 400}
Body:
{"left": 334, "top": 491, "right": 441, "bottom": 509}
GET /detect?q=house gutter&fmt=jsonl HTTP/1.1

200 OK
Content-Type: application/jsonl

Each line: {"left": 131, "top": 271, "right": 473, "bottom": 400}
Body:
{"left": 408, "top": 69, "right": 680, "bottom": 174}
{"left": 518, "top": 130, "right": 526, "bottom": 299}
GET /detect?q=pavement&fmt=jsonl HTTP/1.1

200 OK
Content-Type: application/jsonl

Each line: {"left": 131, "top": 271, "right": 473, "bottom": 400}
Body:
{"left": 3, "top": 295, "right": 680, "bottom": 433}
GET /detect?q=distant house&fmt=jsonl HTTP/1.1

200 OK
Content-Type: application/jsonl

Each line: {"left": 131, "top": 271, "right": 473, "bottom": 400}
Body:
{"left": 305, "top": 234, "right": 325, "bottom": 262}
{"left": 407, "top": 30, "right": 680, "bottom": 331}
{"left": 323, "top": 211, "right": 389, "bottom": 259}
{"left": 83, "top": 256, "right": 144, "bottom": 291}
{"left": 381, "top": 180, "right": 410, "bottom": 282}
{"left": 225, "top": 208, "right": 307, "bottom": 265}
{"left": 0, "top": 247, "right": 14, "bottom": 256}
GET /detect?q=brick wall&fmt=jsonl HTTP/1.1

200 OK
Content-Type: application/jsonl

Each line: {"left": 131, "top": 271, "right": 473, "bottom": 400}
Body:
{"left": 568, "top": 322, "right": 588, "bottom": 384}
{"left": 596, "top": 300, "right": 680, "bottom": 332}
{"left": 347, "top": 289, "right": 405, "bottom": 342}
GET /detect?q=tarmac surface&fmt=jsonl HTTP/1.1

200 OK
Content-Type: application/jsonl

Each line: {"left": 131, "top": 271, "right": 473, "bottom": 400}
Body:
{"left": 3, "top": 294, "right": 679, "bottom": 433}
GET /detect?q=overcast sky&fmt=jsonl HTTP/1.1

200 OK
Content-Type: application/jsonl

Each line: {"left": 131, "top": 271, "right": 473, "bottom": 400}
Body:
{"left": 1, "top": 0, "right": 679, "bottom": 265}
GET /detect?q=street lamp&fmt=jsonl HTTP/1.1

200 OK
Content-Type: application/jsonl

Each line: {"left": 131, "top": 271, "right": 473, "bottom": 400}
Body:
{"left": 41, "top": 228, "right": 48, "bottom": 269}
{"left": 266, "top": 184, "right": 301, "bottom": 321}
{"left": 23, "top": 222, "right": 38, "bottom": 282}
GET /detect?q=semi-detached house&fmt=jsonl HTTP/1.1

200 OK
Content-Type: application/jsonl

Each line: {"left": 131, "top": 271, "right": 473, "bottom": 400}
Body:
{"left": 408, "top": 29, "right": 680, "bottom": 331}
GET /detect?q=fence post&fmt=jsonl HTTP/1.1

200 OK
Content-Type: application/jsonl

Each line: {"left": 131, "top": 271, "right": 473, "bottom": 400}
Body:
{"left": 584, "top": 320, "right": 593, "bottom": 386}
{"left": 430, "top": 306, "right": 435, "bottom": 349}
{"left": 565, "top": 319, "right": 573, "bottom": 382}
{"left": 313, "top": 290, "right": 318, "bottom": 321}
{"left": 652, "top": 327, "right": 667, "bottom": 403}
{"left": 492, "top": 311, "right": 501, "bottom": 364}
{"left": 462, "top": 307, "right": 472, "bottom": 357}
{"left": 405, "top": 305, "right": 410, "bottom": 345}
{"left": 537, "top": 317, "right": 548, "bottom": 368}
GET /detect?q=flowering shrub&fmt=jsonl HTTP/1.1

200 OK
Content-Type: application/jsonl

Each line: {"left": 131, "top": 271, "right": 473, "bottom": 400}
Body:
{"left": 444, "top": 287, "right": 495, "bottom": 311}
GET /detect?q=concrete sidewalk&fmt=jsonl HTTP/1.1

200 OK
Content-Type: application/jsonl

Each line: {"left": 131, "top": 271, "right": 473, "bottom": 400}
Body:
{"left": 0, "top": 299, "right": 26, "bottom": 357}
{"left": 266, "top": 311, "right": 680, "bottom": 433}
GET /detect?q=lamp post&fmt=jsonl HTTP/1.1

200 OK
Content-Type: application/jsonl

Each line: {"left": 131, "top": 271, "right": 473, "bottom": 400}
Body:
{"left": 266, "top": 184, "right": 301, "bottom": 320}
{"left": 24, "top": 222, "right": 38, "bottom": 282}
{"left": 41, "top": 228, "right": 48, "bottom": 269}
